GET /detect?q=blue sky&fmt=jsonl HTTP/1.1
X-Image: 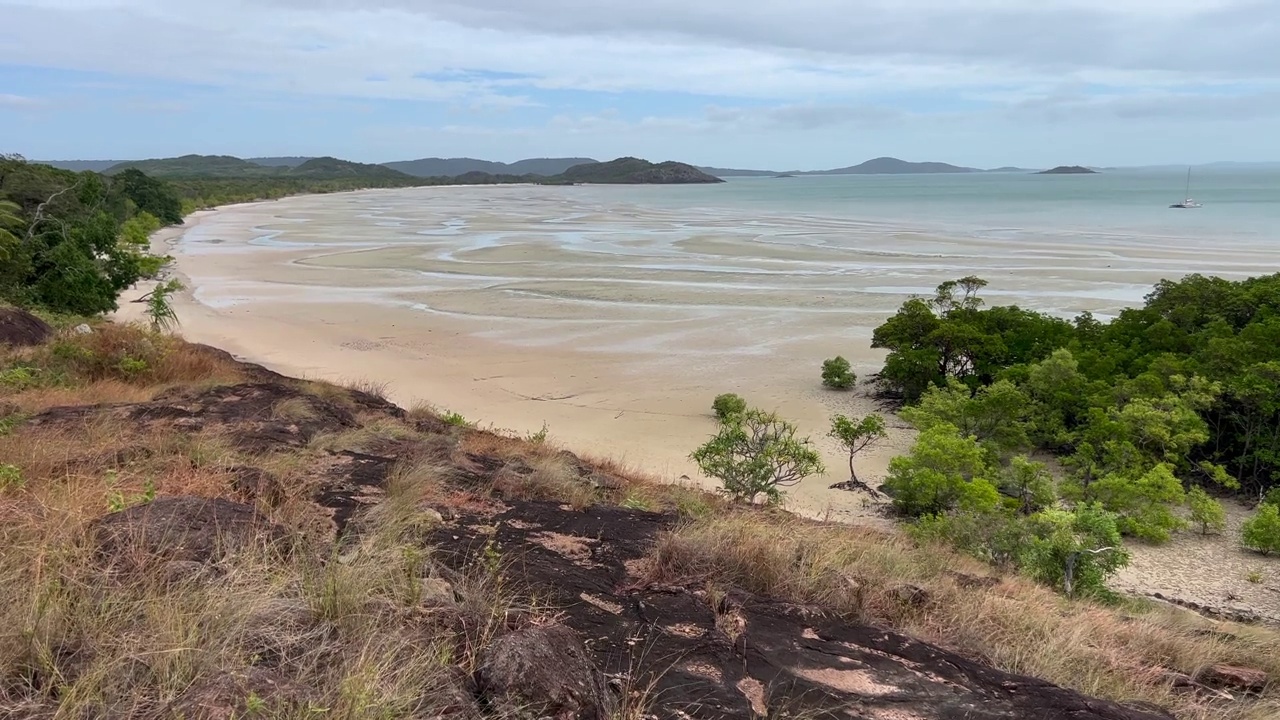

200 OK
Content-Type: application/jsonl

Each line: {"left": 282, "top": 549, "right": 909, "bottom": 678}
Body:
{"left": 2, "top": 0, "right": 1278, "bottom": 169}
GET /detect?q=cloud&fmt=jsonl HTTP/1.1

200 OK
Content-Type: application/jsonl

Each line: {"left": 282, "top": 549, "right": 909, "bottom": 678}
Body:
{"left": 0, "top": 93, "right": 43, "bottom": 109}
{"left": 1009, "top": 87, "right": 1280, "bottom": 121}
{"left": 1, "top": 0, "right": 1275, "bottom": 109}
{"left": 3, "top": 0, "right": 1277, "bottom": 165}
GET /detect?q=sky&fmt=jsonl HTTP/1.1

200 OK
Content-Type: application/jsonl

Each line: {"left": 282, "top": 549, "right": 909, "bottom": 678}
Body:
{"left": 1, "top": 0, "right": 1279, "bottom": 169}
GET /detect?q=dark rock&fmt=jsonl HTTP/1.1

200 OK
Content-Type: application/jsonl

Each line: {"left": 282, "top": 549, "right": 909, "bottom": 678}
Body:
{"left": 312, "top": 450, "right": 395, "bottom": 534}
{"left": 91, "top": 496, "right": 288, "bottom": 572}
{"left": 166, "top": 668, "right": 310, "bottom": 719}
{"left": 33, "top": 382, "right": 359, "bottom": 454}
{"left": 1197, "top": 663, "right": 1268, "bottom": 693}
{"left": 478, "top": 624, "right": 617, "bottom": 720}
{"left": 431, "top": 501, "right": 1172, "bottom": 720}
{"left": 0, "top": 307, "right": 52, "bottom": 347}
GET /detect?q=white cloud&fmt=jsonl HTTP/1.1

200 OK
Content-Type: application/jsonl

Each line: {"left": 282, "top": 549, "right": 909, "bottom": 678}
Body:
{"left": 0, "top": 0, "right": 1274, "bottom": 108}
{"left": 0, "top": 93, "right": 43, "bottom": 108}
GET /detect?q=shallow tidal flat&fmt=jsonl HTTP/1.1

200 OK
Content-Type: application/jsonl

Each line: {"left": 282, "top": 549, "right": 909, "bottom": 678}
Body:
{"left": 170, "top": 184, "right": 1275, "bottom": 517}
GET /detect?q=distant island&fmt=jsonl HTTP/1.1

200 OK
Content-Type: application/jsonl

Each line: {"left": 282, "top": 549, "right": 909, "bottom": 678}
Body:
{"left": 698, "top": 157, "right": 980, "bottom": 177}
{"left": 553, "top": 157, "right": 722, "bottom": 184}
{"left": 1037, "top": 166, "right": 1098, "bottom": 175}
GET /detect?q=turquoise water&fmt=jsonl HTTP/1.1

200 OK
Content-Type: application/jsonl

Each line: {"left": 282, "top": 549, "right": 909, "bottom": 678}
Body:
{"left": 595, "top": 169, "right": 1279, "bottom": 246}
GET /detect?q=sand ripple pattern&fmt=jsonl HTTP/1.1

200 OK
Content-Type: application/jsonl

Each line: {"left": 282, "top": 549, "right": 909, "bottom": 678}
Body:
{"left": 178, "top": 185, "right": 1273, "bottom": 357}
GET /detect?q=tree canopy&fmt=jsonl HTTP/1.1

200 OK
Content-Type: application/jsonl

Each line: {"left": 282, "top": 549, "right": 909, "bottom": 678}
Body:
{"left": 0, "top": 156, "right": 181, "bottom": 315}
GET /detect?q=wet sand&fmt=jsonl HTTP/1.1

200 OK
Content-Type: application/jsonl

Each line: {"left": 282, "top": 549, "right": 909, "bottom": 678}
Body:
{"left": 118, "top": 185, "right": 1278, "bottom": 521}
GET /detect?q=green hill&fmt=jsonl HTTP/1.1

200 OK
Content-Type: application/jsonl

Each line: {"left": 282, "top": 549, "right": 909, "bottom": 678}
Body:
{"left": 288, "top": 157, "right": 414, "bottom": 181}
{"left": 105, "top": 155, "right": 273, "bottom": 178}
{"left": 554, "top": 157, "right": 723, "bottom": 184}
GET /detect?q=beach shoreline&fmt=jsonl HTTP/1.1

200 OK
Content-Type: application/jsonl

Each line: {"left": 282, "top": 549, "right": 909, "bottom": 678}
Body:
{"left": 119, "top": 191, "right": 911, "bottom": 522}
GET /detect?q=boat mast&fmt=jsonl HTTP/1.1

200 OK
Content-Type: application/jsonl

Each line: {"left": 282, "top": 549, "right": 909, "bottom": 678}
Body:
{"left": 1185, "top": 167, "right": 1192, "bottom": 200}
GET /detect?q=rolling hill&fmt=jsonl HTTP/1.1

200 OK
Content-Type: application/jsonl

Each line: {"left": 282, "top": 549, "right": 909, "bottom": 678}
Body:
{"left": 384, "top": 157, "right": 597, "bottom": 178}
{"left": 104, "top": 155, "right": 273, "bottom": 178}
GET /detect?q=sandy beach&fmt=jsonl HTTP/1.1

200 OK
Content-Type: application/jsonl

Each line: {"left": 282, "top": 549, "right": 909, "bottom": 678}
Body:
{"left": 117, "top": 184, "right": 1278, "bottom": 521}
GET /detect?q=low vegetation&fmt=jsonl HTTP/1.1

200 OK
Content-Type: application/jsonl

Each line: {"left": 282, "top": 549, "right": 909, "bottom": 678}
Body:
{"left": 820, "top": 354, "right": 856, "bottom": 390}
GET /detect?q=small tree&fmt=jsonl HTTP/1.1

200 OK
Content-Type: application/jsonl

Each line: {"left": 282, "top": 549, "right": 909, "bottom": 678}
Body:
{"left": 1241, "top": 504, "right": 1280, "bottom": 555}
{"left": 821, "top": 356, "right": 856, "bottom": 390}
{"left": 711, "top": 393, "right": 747, "bottom": 422}
{"left": 1021, "top": 503, "right": 1128, "bottom": 598}
{"left": 145, "top": 279, "right": 184, "bottom": 332}
{"left": 828, "top": 413, "right": 886, "bottom": 485}
{"left": 1187, "top": 486, "right": 1227, "bottom": 535}
{"left": 691, "top": 408, "right": 824, "bottom": 505}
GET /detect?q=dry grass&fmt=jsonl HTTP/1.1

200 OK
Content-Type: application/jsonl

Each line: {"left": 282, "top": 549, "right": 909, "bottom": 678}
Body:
{"left": 0, "top": 419, "right": 528, "bottom": 719}
{"left": 651, "top": 511, "right": 1280, "bottom": 720}
{"left": 343, "top": 377, "right": 390, "bottom": 400}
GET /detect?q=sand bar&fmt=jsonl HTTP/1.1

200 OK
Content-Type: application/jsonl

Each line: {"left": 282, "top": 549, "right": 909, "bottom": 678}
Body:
{"left": 120, "top": 184, "right": 1278, "bottom": 520}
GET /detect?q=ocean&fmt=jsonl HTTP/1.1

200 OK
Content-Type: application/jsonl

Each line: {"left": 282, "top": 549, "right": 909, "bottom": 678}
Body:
{"left": 590, "top": 168, "right": 1279, "bottom": 248}
{"left": 181, "top": 168, "right": 1279, "bottom": 363}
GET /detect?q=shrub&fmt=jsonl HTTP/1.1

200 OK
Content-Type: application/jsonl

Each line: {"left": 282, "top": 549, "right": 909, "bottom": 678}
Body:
{"left": 1088, "top": 464, "right": 1186, "bottom": 543}
{"left": 1186, "top": 486, "right": 1226, "bottom": 535}
{"left": 145, "top": 279, "right": 184, "bottom": 332}
{"left": 690, "top": 408, "right": 823, "bottom": 504}
{"left": 1241, "top": 503, "right": 1280, "bottom": 555}
{"left": 821, "top": 356, "right": 856, "bottom": 390}
{"left": 1020, "top": 503, "right": 1128, "bottom": 598}
{"left": 910, "top": 509, "right": 1029, "bottom": 567}
{"left": 882, "top": 424, "right": 1001, "bottom": 517}
{"left": 0, "top": 463, "right": 22, "bottom": 490}
{"left": 711, "top": 393, "right": 747, "bottom": 422}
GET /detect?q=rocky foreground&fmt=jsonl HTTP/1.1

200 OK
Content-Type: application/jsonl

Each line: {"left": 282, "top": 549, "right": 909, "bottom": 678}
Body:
{"left": 2, "top": 315, "right": 1275, "bottom": 719}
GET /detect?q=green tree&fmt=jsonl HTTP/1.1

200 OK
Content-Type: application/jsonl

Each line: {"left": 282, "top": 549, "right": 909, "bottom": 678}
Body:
{"left": 1000, "top": 455, "right": 1057, "bottom": 514}
{"left": 1241, "top": 504, "right": 1280, "bottom": 555}
{"left": 1088, "top": 464, "right": 1187, "bottom": 543}
{"left": 111, "top": 168, "right": 184, "bottom": 224}
{"left": 828, "top": 413, "right": 887, "bottom": 485}
{"left": 711, "top": 393, "right": 747, "bottom": 422}
{"left": 1186, "top": 486, "right": 1227, "bottom": 535}
{"left": 821, "top": 355, "right": 856, "bottom": 390}
{"left": 900, "top": 378, "right": 1031, "bottom": 453}
{"left": 1020, "top": 503, "right": 1128, "bottom": 598}
{"left": 690, "top": 408, "right": 824, "bottom": 505}
{"left": 882, "top": 424, "right": 1000, "bottom": 517}
{"left": 1023, "top": 348, "right": 1090, "bottom": 448}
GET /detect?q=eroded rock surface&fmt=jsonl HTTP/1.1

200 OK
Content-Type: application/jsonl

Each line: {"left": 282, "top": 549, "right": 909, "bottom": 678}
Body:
{"left": 432, "top": 502, "right": 1171, "bottom": 720}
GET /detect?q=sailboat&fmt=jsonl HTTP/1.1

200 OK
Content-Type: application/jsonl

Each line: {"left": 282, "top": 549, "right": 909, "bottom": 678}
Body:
{"left": 1169, "top": 167, "right": 1202, "bottom": 208}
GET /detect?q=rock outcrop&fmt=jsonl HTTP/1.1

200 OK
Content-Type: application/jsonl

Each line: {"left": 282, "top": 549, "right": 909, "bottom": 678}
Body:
{"left": 0, "top": 307, "right": 52, "bottom": 347}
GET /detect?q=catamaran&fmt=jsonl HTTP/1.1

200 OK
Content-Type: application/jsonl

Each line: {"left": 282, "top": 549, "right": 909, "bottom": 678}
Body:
{"left": 1169, "top": 167, "right": 1202, "bottom": 208}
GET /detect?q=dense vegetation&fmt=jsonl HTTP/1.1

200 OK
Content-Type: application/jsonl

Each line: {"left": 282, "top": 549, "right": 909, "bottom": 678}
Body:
{"left": 866, "top": 274, "right": 1280, "bottom": 592}
{"left": 0, "top": 156, "right": 179, "bottom": 315}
